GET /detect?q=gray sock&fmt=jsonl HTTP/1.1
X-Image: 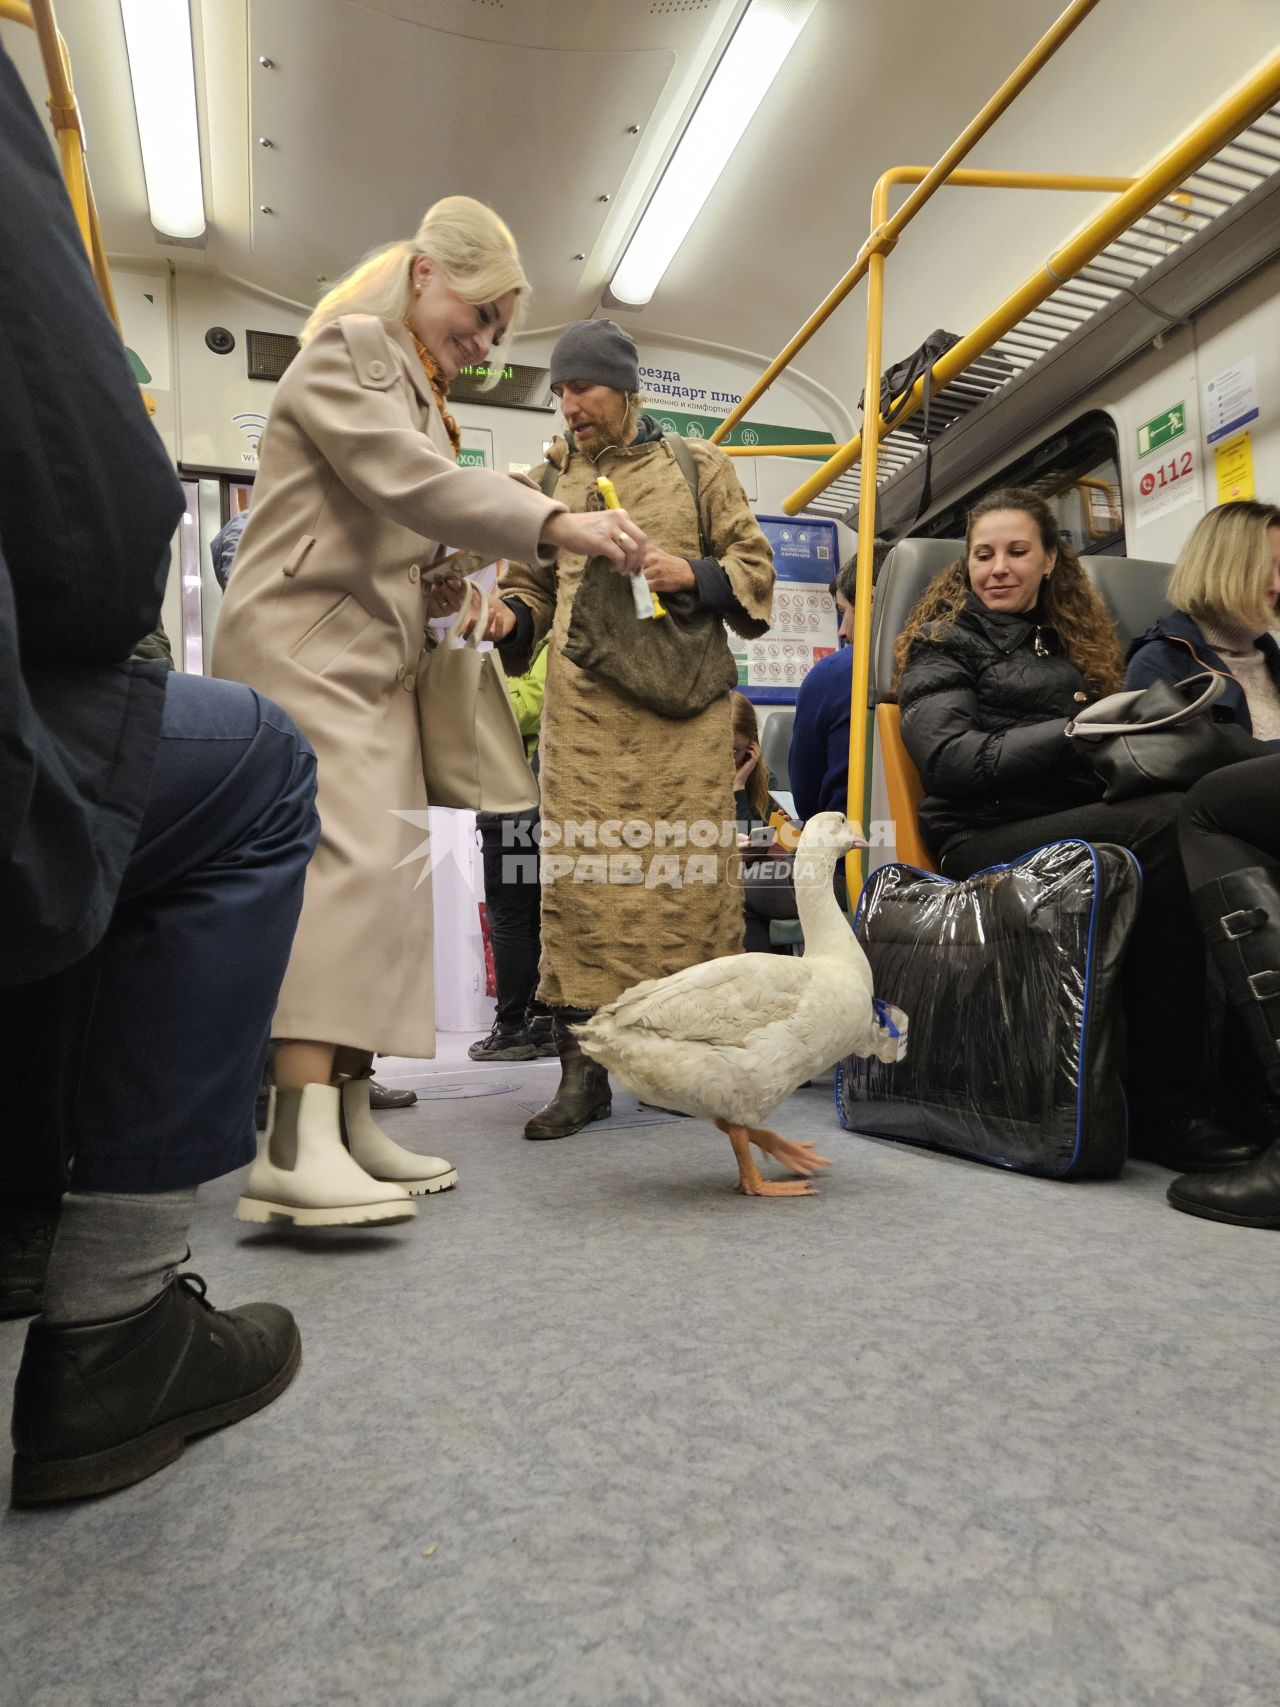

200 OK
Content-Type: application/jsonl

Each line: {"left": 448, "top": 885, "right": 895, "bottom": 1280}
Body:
{"left": 41, "top": 1189, "right": 199, "bottom": 1326}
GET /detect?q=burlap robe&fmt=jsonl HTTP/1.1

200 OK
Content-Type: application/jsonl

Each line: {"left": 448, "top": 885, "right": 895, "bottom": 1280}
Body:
{"left": 500, "top": 429, "right": 776, "bottom": 1008}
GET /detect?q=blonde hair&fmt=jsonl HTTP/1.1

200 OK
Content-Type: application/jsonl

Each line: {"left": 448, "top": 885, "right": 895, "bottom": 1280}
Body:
{"left": 1168, "top": 501, "right": 1280, "bottom": 633}
{"left": 302, "top": 195, "right": 529, "bottom": 386}
{"left": 731, "top": 692, "right": 771, "bottom": 822}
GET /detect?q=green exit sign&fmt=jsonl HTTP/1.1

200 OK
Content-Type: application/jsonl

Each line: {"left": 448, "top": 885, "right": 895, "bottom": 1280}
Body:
{"left": 458, "top": 446, "right": 488, "bottom": 468}
{"left": 1137, "top": 404, "right": 1185, "bottom": 457}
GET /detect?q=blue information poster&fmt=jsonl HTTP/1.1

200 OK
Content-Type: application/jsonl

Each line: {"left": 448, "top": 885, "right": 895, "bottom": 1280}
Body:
{"left": 733, "top": 514, "right": 841, "bottom": 704}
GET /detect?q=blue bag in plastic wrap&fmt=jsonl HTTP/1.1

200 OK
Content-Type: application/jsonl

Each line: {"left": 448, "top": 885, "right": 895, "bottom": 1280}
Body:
{"left": 836, "top": 839, "right": 1141, "bottom": 1179}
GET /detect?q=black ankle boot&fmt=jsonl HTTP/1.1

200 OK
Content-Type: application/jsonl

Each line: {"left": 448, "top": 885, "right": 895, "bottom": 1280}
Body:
{"left": 10, "top": 1274, "right": 300, "bottom": 1506}
{"left": 1167, "top": 1138, "right": 1280, "bottom": 1227}
{"left": 523, "top": 1011, "right": 612, "bottom": 1140}
{"left": 1129, "top": 1111, "right": 1262, "bottom": 1173}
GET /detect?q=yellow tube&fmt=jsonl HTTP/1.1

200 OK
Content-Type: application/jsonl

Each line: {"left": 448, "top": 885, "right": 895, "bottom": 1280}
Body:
{"left": 723, "top": 443, "right": 841, "bottom": 459}
{"left": 843, "top": 241, "right": 887, "bottom": 894}
{"left": 784, "top": 44, "right": 1280, "bottom": 516}
{"left": 597, "top": 475, "right": 666, "bottom": 617}
{"left": 710, "top": 0, "right": 1103, "bottom": 443}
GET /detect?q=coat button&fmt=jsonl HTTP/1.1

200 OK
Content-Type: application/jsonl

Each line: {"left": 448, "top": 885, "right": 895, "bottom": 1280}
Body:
{"left": 402, "top": 672, "right": 417, "bottom": 691}
{"left": 367, "top": 359, "right": 387, "bottom": 380}
{"left": 408, "top": 563, "right": 420, "bottom": 583}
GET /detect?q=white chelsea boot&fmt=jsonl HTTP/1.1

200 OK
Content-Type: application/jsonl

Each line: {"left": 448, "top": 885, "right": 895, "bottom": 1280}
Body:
{"left": 236, "top": 1082, "right": 416, "bottom": 1226}
{"left": 338, "top": 1075, "right": 458, "bottom": 1196}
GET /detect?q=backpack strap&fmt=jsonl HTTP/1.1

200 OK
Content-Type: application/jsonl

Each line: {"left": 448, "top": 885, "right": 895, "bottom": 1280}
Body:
{"left": 664, "top": 434, "right": 710, "bottom": 559}
{"left": 536, "top": 435, "right": 711, "bottom": 559}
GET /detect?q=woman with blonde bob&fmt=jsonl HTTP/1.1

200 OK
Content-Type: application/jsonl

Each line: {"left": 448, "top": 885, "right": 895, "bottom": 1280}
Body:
{"left": 1126, "top": 499, "right": 1280, "bottom": 738}
{"left": 895, "top": 487, "right": 1261, "bottom": 1175}
{"left": 213, "top": 196, "right": 647, "bottom": 1229}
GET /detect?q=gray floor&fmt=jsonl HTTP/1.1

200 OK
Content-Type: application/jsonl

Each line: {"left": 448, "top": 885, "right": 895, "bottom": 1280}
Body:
{"left": 2, "top": 1037, "right": 1278, "bottom": 1707}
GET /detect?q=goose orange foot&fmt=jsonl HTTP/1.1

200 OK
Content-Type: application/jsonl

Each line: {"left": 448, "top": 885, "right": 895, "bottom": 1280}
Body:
{"left": 716, "top": 1120, "right": 832, "bottom": 1197}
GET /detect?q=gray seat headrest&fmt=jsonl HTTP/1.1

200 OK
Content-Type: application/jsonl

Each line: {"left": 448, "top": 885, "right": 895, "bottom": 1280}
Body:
{"left": 869, "top": 540, "right": 1173, "bottom": 704}
{"left": 870, "top": 539, "right": 963, "bottom": 707}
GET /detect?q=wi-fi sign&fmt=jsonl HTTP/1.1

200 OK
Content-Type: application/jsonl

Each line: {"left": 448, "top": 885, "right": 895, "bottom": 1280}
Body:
{"left": 233, "top": 412, "right": 268, "bottom": 456}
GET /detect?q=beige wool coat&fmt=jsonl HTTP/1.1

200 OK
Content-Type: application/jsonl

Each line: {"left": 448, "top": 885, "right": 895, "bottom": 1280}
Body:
{"left": 500, "top": 427, "right": 776, "bottom": 1009}
{"left": 211, "top": 314, "right": 563, "bottom": 1056}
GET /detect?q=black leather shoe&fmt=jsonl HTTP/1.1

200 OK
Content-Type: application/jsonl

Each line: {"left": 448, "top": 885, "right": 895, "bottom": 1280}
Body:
{"left": 1129, "top": 1114, "right": 1263, "bottom": 1173}
{"left": 468, "top": 1023, "right": 536, "bottom": 1062}
{"left": 10, "top": 1274, "right": 301, "bottom": 1506}
{"left": 1167, "top": 1139, "right": 1280, "bottom": 1228}
{"left": 369, "top": 1079, "right": 417, "bottom": 1110}
{"left": 524, "top": 1016, "right": 611, "bottom": 1140}
{"left": 0, "top": 1212, "right": 57, "bottom": 1323}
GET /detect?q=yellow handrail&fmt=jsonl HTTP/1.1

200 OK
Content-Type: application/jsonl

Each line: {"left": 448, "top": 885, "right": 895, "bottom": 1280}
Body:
{"left": 1, "top": 0, "right": 121, "bottom": 329}
{"left": 787, "top": 51, "right": 1280, "bottom": 518}
{"left": 709, "top": 0, "right": 1104, "bottom": 446}
{"left": 819, "top": 43, "right": 1280, "bottom": 885}
{"left": 724, "top": 442, "right": 841, "bottom": 458}
{"left": 718, "top": 168, "right": 1138, "bottom": 463}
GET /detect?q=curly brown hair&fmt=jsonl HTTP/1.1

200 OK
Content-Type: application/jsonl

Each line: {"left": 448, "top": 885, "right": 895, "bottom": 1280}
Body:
{"left": 892, "top": 488, "right": 1125, "bottom": 694}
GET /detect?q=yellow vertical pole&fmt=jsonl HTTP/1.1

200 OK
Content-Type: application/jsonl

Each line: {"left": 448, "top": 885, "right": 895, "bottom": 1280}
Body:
{"left": 844, "top": 189, "right": 891, "bottom": 899}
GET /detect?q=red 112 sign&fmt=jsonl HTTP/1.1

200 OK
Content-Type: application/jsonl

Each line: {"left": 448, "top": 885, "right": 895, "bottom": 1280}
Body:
{"left": 1138, "top": 449, "right": 1194, "bottom": 498}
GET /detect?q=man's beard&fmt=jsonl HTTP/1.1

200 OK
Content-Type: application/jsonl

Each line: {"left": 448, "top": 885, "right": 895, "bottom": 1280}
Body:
{"left": 576, "top": 405, "right": 633, "bottom": 455}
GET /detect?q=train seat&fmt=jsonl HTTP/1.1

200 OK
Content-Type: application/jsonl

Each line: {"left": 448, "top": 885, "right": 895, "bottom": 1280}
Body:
{"left": 760, "top": 706, "right": 795, "bottom": 791}
{"left": 869, "top": 538, "right": 1174, "bottom": 871}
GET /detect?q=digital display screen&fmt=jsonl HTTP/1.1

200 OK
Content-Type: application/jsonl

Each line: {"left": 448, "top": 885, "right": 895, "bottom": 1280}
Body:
{"left": 449, "top": 362, "right": 554, "bottom": 411}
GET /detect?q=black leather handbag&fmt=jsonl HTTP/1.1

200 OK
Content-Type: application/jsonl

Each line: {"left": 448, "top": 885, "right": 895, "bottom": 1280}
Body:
{"left": 1064, "top": 673, "right": 1266, "bottom": 802}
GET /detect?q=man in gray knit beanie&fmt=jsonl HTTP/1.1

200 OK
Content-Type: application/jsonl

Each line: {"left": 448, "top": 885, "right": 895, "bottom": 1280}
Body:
{"left": 547, "top": 319, "right": 642, "bottom": 454}
{"left": 479, "top": 320, "right": 776, "bottom": 1139}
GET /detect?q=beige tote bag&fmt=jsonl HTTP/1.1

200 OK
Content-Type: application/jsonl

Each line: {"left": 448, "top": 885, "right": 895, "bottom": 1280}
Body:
{"left": 417, "top": 586, "right": 539, "bottom": 814}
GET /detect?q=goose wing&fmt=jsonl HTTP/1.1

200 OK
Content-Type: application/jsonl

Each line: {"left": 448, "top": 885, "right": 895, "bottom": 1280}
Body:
{"left": 599, "top": 953, "right": 814, "bottom": 1047}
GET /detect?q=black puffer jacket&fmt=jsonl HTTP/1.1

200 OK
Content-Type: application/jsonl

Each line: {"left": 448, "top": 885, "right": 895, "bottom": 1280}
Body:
{"left": 898, "top": 593, "right": 1104, "bottom": 857}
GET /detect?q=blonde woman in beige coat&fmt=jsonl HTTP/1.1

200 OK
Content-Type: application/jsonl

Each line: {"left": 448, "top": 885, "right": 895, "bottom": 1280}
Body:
{"left": 212, "top": 198, "right": 645, "bottom": 1228}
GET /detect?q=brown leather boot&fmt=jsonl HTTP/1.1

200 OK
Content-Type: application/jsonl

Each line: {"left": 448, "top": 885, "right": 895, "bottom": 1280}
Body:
{"left": 523, "top": 1012, "right": 611, "bottom": 1140}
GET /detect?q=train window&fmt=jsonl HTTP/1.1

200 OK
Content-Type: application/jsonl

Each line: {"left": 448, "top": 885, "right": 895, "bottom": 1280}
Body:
{"left": 921, "top": 411, "right": 1125, "bottom": 554}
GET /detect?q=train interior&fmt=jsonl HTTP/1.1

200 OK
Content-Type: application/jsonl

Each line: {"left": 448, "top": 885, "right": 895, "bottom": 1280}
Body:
{"left": 3, "top": 1, "right": 1280, "bottom": 1701}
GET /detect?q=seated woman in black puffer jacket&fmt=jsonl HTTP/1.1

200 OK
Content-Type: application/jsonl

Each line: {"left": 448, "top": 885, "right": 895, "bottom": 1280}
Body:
{"left": 895, "top": 487, "right": 1260, "bottom": 1176}
{"left": 1125, "top": 499, "right": 1280, "bottom": 737}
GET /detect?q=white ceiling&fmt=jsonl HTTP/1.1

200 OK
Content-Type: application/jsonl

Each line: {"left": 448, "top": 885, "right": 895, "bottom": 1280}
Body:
{"left": 4, "top": 0, "right": 1278, "bottom": 427}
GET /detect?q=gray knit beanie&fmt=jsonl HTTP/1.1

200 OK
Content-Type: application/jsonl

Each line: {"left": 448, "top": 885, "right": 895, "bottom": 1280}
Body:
{"left": 549, "top": 319, "right": 639, "bottom": 394}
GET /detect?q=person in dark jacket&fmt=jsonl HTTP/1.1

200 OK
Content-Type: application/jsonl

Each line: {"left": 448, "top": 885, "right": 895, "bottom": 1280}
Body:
{"left": 0, "top": 42, "right": 318, "bottom": 1505}
{"left": 791, "top": 543, "right": 887, "bottom": 822}
{"left": 1165, "top": 753, "right": 1280, "bottom": 1227}
{"left": 1126, "top": 500, "right": 1280, "bottom": 737}
{"left": 210, "top": 507, "right": 249, "bottom": 591}
{"left": 895, "top": 487, "right": 1259, "bottom": 1175}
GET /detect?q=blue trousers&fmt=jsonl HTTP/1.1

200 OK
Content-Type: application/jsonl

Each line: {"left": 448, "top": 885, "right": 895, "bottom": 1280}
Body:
{"left": 3, "top": 672, "right": 317, "bottom": 1196}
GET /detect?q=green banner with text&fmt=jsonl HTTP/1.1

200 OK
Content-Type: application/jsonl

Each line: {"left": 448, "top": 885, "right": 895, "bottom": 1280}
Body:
{"left": 647, "top": 409, "right": 836, "bottom": 458}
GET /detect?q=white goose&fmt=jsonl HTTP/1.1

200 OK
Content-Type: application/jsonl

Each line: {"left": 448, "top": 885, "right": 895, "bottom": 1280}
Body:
{"left": 577, "top": 813, "right": 908, "bottom": 1196}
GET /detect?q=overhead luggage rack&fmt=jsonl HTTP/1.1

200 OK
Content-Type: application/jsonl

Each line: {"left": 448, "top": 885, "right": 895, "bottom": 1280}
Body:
{"left": 804, "top": 104, "right": 1280, "bottom": 524}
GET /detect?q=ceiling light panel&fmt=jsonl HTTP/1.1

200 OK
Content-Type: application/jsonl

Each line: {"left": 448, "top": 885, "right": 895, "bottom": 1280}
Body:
{"left": 611, "top": 0, "right": 818, "bottom": 306}
{"left": 120, "top": 0, "right": 206, "bottom": 240}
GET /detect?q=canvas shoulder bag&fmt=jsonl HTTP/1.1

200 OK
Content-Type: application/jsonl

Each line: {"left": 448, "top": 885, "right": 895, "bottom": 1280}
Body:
{"left": 417, "top": 586, "right": 539, "bottom": 813}
{"left": 536, "top": 436, "right": 740, "bottom": 720}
